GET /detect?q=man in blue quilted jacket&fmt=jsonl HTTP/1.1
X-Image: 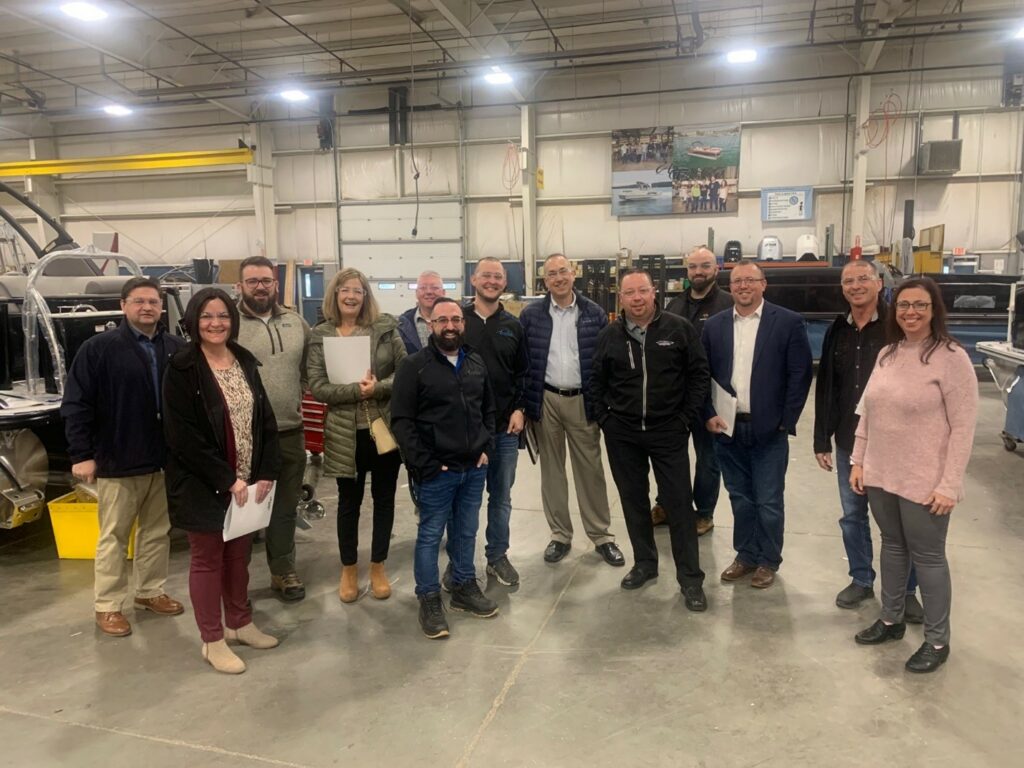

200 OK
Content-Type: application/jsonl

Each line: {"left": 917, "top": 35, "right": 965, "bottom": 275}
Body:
{"left": 519, "top": 254, "right": 624, "bottom": 567}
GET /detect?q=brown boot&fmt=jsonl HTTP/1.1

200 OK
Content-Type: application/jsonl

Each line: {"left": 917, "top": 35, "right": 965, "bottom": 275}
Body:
{"left": 339, "top": 564, "right": 359, "bottom": 603}
{"left": 369, "top": 562, "right": 391, "bottom": 600}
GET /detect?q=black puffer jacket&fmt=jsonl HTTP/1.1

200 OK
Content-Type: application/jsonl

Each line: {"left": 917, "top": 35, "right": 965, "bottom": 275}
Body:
{"left": 163, "top": 342, "right": 281, "bottom": 532}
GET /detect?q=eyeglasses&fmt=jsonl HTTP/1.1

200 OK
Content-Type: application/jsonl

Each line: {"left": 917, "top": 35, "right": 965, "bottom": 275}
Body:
{"left": 431, "top": 316, "right": 464, "bottom": 326}
{"left": 620, "top": 287, "right": 654, "bottom": 298}
{"left": 895, "top": 301, "right": 931, "bottom": 312}
{"left": 731, "top": 277, "right": 765, "bottom": 286}
{"left": 545, "top": 267, "right": 574, "bottom": 279}
{"left": 125, "top": 298, "right": 161, "bottom": 307}
{"left": 199, "top": 312, "right": 231, "bottom": 322}
{"left": 337, "top": 287, "right": 366, "bottom": 297}
{"left": 243, "top": 278, "right": 275, "bottom": 288}
{"left": 841, "top": 275, "right": 878, "bottom": 286}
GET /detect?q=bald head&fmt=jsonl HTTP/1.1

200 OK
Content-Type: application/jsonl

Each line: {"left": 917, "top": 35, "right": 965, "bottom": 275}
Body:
{"left": 685, "top": 246, "right": 719, "bottom": 298}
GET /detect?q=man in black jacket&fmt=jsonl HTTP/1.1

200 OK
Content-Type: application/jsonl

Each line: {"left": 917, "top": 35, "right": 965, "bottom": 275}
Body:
{"left": 661, "top": 246, "right": 734, "bottom": 535}
{"left": 61, "top": 277, "right": 187, "bottom": 638}
{"left": 591, "top": 270, "right": 711, "bottom": 611}
{"left": 392, "top": 298, "right": 500, "bottom": 639}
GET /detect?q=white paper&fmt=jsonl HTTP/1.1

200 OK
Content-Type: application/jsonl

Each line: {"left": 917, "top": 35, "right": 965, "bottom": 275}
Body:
{"left": 323, "top": 335, "right": 371, "bottom": 385}
{"left": 223, "top": 483, "right": 276, "bottom": 541}
{"left": 712, "top": 381, "right": 737, "bottom": 438}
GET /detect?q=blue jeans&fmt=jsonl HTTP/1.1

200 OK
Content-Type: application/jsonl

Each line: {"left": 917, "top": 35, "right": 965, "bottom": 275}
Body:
{"left": 447, "top": 432, "right": 519, "bottom": 564}
{"left": 415, "top": 466, "right": 487, "bottom": 596}
{"left": 714, "top": 422, "right": 788, "bottom": 570}
{"left": 691, "top": 421, "right": 722, "bottom": 519}
{"left": 836, "top": 447, "right": 918, "bottom": 593}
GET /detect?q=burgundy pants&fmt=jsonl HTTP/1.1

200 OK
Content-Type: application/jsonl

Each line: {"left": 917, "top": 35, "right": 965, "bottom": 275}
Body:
{"left": 186, "top": 531, "right": 253, "bottom": 643}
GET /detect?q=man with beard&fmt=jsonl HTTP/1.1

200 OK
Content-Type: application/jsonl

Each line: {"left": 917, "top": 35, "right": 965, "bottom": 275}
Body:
{"left": 236, "top": 256, "right": 311, "bottom": 602}
{"left": 392, "top": 297, "right": 498, "bottom": 639}
{"left": 398, "top": 270, "right": 446, "bottom": 354}
{"left": 657, "top": 246, "right": 734, "bottom": 535}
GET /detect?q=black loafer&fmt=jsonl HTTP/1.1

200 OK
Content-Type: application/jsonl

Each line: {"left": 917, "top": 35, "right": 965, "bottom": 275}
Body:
{"left": 854, "top": 619, "right": 906, "bottom": 645}
{"left": 544, "top": 541, "right": 571, "bottom": 563}
{"left": 596, "top": 542, "right": 625, "bottom": 567}
{"left": 682, "top": 585, "right": 707, "bottom": 612}
{"left": 621, "top": 566, "right": 657, "bottom": 590}
{"left": 905, "top": 642, "right": 950, "bottom": 673}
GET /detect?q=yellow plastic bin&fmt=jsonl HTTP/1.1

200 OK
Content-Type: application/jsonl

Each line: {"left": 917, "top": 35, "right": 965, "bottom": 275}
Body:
{"left": 48, "top": 489, "right": 136, "bottom": 560}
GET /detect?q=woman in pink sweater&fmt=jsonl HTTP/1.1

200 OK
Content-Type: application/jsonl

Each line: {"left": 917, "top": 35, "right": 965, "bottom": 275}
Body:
{"left": 849, "top": 277, "right": 977, "bottom": 674}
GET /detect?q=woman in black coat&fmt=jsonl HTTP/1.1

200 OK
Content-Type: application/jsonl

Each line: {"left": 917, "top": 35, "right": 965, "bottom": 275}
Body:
{"left": 163, "top": 288, "right": 281, "bottom": 674}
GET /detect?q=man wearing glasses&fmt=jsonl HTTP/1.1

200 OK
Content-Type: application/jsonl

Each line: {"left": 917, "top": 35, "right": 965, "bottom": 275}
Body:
{"left": 813, "top": 260, "right": 923, "bottom": 618}
{"left": 591, "top": 270, "right": 711, "bottom": 611}
{"left": 702, "top": 260, "right": 812, "bottom": 589}
{"left": 660, "top": 245, "right": 734, "bottom": 535}
{"left": 62, "top": 277, "right": 187, "bottom": 637}
{"left": 398, "top": 270, "right": 446, "bottom": 354}
{"left": 236, "top": 256, "right": 311, "bottom": 602}
{"left": 519, "top": 253, "right": 624, "bottom": 568}
{"left": 392, "top": 297, "right": 499, "bottom": 639}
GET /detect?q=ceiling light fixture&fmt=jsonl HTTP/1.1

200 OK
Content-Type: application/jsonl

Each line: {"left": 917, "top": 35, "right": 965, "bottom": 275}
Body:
{"left": 726, "top": 48, "right": 758, "bottom": 64}
{"left": 60, "top": 2, "right": 108, "bottom": 22}
{"left": 103, "top": 104, "right": 132, "bottom": 117}
{"left": 484, "top": 66, "right": 513, "bottom": 85}
{"left": 280, "top": 89, "right": 310, "bottom": 102}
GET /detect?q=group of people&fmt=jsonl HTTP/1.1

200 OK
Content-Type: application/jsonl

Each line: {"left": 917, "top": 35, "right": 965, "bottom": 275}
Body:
{"left": 60, "top": 248, "right": 978, "bottom": 676}
{"left": 676, "top": 177, "right": 730, "bottom": 213}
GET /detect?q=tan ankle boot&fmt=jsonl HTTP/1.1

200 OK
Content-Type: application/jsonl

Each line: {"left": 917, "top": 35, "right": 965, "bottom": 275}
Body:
{"left": 202, "top": 639, "right": 246, "bottom": 674}
{"left": 225, "top": 622, "right": 279, "bottom": 649}
{"left": 370, "top": 561, "right": 391, "bottom": 600}
{"left": 339, "top": 564, "right": 359, "bottom": 603}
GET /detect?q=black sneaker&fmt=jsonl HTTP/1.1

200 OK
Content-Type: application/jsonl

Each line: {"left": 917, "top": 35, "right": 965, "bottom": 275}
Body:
{"left": 835, "top": 582, "right": 874, "bottom": 609}
{"left": 418, "top": 592, "right": 450, "bottom": 639}
{"left": 441, "top": 562, "right": 453, "bottom": 593}
{"left": 486, "top": 555, "right": 519, "bottom": 586}
{"left": 450, "top": 581, "right": 499, "bottom": 618}
{"left": 904, "top": 593, "right": 925, "bottom": 624}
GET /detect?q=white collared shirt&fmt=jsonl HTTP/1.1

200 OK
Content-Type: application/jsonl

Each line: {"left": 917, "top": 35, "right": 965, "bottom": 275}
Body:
{"left": 545, "top": 295, "right": 581, "bottom": 388}
{"left": 731, "top": 301, "right": 763, "bottom": 413}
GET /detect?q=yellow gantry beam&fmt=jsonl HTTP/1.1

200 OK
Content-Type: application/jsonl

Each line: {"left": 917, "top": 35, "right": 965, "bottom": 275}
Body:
{"left": 0, "top": 148, "right": 254, "bottom": 177}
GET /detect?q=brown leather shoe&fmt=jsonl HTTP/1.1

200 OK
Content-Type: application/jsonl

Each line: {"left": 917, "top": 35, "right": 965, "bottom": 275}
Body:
{"left": 751, "top": 566, "right": 776, "bottom": 589}
{"left": 720, "top": 559, "right": 757, "bottom": 582}
{"left": 696, "top": 517, "right": 715, "bottom": 536}
{"left": 96, "top": 611, "right": 132, "bottom": 637}
{"left": 134, "top": 594, "right": 185, "bottom": 616}
{"left": 651, "top": 504, "right": 667, "bottom": 526}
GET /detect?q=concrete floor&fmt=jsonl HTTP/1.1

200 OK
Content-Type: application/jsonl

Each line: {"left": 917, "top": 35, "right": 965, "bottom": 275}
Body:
{"left": 1, "top": 380, "right": 1022, "bottom": 768}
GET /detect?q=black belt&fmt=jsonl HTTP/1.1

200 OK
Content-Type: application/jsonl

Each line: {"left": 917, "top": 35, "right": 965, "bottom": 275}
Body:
{"left": 735, "top": 413, "right": 753, "bottom": 422}
{"left": 544, "top": 384, "right": 582, "bottom": 397}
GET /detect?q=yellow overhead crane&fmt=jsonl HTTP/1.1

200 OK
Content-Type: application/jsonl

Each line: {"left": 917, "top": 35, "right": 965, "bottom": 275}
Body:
{"left": 0, "top": 147, "right": 254, "bottom": 177}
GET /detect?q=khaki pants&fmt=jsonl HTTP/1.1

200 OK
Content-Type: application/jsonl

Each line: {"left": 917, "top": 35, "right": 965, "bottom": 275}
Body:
{"left": 94, "top": 472, "right": 171, "bottom": 613}
{"left": 536, "top": 390, "right": 614, "bottom": 546}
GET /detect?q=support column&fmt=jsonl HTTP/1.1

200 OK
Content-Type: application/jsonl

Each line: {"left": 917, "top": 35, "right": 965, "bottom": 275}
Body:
{"left": 248, "top": 123, "right": 278, "bottom": 262}
{"left": 520, "top": 105, "right": 538, "bottom": 295}
{"left": 25, "top": 137, "right": 63, "bottom": 248}
{"left": 848, "top": 76, "right": 871, "bottom": 253}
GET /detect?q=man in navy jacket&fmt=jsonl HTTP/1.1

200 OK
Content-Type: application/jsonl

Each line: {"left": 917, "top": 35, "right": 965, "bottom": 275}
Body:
{"left": 702, "top": 260, "right": 812, "bottom": 589}
{"left": 519, "top": 254, "right": 624, "bottom": 567}
{"left": 398, "top": 270, "right": 446, "bottom": 354}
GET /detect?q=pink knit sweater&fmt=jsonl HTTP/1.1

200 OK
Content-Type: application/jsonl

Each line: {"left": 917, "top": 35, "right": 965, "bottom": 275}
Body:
{"left": 852, "top": 340, "right": 978, "bottom": 504}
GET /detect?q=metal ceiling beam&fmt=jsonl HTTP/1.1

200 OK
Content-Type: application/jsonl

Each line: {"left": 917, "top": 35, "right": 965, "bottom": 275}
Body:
{"left": 251, "top": 1, "right": 358, "bottom": 71}
{"left": 388, "top": 0, "right": 458, "bottom": 61}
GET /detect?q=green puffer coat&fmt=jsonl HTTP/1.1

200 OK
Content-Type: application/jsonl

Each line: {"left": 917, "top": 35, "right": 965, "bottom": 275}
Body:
{"left": 307, "top": 314, "right": 407, "bottom": 478}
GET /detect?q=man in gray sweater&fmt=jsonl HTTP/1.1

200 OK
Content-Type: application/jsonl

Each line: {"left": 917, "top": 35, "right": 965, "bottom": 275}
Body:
{"left": 236, "top": 256, "right": 312, "bottom": 601}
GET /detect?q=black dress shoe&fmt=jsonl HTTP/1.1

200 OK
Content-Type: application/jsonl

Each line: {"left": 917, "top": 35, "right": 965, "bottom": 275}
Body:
{"left": 544, "top": 541, "right": 571, "bottom": 563}
{"left": 682, "top": 585, "right": 707, "bottom": 612}
{"left": 620, "top": 566, "right": 657, "bottom": 590}
{"left": 854, "top": 619, "right": 906, "bottom": 645}
{"left": 905, "top": 642, "right": 950, "bottom": 673}
{"left": 596, "top": 542, "right": 625, "bottom": 567}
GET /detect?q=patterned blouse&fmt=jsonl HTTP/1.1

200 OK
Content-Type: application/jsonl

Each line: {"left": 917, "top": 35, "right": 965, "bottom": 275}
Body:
{"left": 213, "top": 360, "right": 254, "bottom": 483}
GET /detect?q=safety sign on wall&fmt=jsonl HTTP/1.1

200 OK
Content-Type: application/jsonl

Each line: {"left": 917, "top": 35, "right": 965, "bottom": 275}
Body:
{"left": 761, "top": 187, "right": 814, "bottom": 221}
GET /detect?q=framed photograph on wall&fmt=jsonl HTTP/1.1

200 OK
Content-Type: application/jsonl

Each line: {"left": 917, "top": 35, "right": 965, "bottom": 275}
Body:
{"left": 669, "top": 124, "right": 741, "bottom": 216}
{"left": 611, "top": 127, "right": 675, "bottom": 216}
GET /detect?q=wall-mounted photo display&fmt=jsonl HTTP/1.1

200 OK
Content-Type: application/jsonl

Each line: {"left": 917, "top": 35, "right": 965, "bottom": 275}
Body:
{"left": 611, "top": 127, "right": 675, "bottom": 216}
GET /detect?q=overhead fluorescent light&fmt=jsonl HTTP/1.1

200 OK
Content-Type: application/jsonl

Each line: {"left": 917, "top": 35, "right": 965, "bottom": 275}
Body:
{"left": 280, "top": 89, "right": 310, "bottom": 102}
{"left": 60, "top": 2, "right": 108, "bottom": 22}
{"left": 726, "top": 48, "right": 758, "bottom": 64}
{"left": 103, "top": 104, "right": 132, "bottom": 117}
{"left": 484, "top": 66, "right": 513, "bottom": 85}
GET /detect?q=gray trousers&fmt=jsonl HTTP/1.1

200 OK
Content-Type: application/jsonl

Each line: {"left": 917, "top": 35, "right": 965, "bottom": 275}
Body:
{"left": 867, "top": 487, "right": 952, "bottom": 646}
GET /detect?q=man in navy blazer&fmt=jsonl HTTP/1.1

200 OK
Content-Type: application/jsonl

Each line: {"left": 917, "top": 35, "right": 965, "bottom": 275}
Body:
{"left": 701, "top": 260, "right": 812, "bottom": 589}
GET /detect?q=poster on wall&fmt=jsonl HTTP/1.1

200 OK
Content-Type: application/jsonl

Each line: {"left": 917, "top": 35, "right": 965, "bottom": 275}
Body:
{"left": 761, "top": 187, "right": 814, "bottom": 221}
{"left": 610, "top": 124, "right": 741, "bottom": 217}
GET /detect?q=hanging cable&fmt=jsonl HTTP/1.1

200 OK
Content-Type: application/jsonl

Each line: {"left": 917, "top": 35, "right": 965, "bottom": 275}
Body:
{"left": 408, "top": 14, "right": 421, "bottom": 238}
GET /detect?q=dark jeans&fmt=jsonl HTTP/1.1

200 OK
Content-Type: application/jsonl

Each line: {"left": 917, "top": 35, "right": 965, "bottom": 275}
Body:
{"left": 336, "top": 428, "right": 403, "bottom": 565}
{"left": 187, "top": 531, "right": 253, "bottom": 643}
{"left": 416, "top": 466, "right": 487, "bottom": 596}
{"left": 714, "top": 422, "right": 788, "bottom": 570}
{"left": 601, "top": 418, "right": 704, "bottom": 588}
{"left": 836, "top": 447, "right": 918, "bottom": 592}
{"left": 446, "top": 430, "right": 518, "bottom": 564}
{"left": 265, "top": 428, "right": 306, "bottom": 576}
{"left": 691, "top": 422, "right": 722, "bottom": 519}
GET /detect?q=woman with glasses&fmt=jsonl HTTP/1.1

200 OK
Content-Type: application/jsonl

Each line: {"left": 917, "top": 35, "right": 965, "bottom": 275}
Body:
{"left": 163, "top": 288, "right": 282, "bottom": 674}
{"left": 307, "top": 268, "right": 407, "bottom": 603}
{"left": 849, "top": 276, "right": 978, "bottom": 673}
